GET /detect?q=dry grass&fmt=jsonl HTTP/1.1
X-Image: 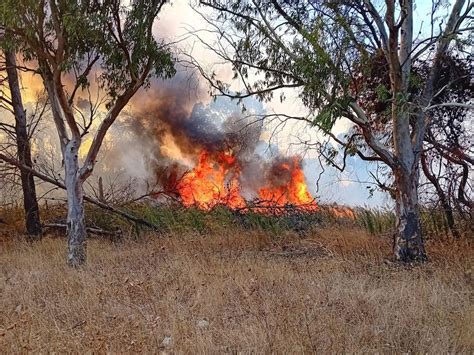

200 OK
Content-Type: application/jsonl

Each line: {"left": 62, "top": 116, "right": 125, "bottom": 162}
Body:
{"left": 0, "top": 226, "right": 472, "bottom": 353}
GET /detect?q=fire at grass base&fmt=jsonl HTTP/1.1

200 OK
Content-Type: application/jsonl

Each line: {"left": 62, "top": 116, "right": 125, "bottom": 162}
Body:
{"left": 161, "top": 150, "right": 319, "bottom": 212}
{"left": 130, "top": 83, "right": 321, "bottom": 213}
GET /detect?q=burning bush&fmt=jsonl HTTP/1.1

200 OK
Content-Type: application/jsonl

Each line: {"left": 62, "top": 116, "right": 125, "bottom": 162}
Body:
{"left": 129, "top": 84, "right": 319, "bottom": 212}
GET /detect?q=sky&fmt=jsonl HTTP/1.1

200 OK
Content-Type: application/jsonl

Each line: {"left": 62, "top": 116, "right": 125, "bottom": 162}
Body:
{"left": 12, "top": 0, "right": 458, "bottom": 208}
{"left": 150, "top": 1, "right": 396, "bottom": 207}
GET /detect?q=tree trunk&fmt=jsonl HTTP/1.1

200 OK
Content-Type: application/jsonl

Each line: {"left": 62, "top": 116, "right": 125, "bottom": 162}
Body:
{"left": 64, "top": 139, "right": 87, "bottom": 266}
{"left": 393, "top": 167, "right": 427, "bottom": 262}
{"left": 5, "top": 50, "right": 42, "bottom": 238}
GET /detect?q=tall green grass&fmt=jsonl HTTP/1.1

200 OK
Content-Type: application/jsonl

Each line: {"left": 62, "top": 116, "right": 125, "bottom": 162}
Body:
{"left": 74, "top": 203, "right": 325, "bottom": 238}
{"left": 68, "top": 203, "right": 474, "bottom": 239}
{"left": 354, "top": 208, "right": 395, "bottom": 236}
{"left": 4, "top": 201, "right": 469, "bottom": 240}
{"left": 353, "top": 206, "right": 471, "bottom": 238}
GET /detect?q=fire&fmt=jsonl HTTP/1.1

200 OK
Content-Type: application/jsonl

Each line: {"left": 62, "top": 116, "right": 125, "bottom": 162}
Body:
{"left": 257, "top": 157, "right": 318, "bottom": 212}
{"left": 328, "top": 206, "right": 356, "bottom": 219}
{"left": 176, "top": 150, "right": 245, "bottom": 210}
{"left": 173, "top": 151, "right": 318, "bottom": 212}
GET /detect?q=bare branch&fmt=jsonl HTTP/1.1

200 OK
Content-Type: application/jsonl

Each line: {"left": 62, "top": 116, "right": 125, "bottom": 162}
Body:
{"left": 0, "top": 152, "right": 161, "bottom": 229}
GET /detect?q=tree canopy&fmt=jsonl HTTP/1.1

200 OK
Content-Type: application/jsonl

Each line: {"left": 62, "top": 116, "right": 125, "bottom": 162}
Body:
{"left": 195, "top": 0, "right": 473, "bottom": 261}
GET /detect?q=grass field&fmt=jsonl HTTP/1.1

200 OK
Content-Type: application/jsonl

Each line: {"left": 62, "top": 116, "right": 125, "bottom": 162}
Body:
{"left": 1, "top": 217, "right": 472, "bottom": 353}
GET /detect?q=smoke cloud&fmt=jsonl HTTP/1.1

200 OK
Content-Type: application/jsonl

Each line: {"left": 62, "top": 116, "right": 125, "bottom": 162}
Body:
{"left": 120, "top": 71, "right": 311, "bottom": 201}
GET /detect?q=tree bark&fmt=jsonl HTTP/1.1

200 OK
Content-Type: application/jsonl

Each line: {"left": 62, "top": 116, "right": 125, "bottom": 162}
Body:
{"left": 393, "top": 166, "right": 427, "bottom": 262}
{"left": 64, "top": 139, "right": 87, "bottom": 266}
{"left": 5, "top": 50, "right": 42, "bottom": 238}
{"left": 388, "top": 0, "right": 427, "bottom": 262}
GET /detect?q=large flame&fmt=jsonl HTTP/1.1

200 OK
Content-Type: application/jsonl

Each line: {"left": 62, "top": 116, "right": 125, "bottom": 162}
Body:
{"left": 173, "top": 150, "right": 318, "bottom": 212}
{"left": 176, "top": 150, "right": 245, "bottom": 210}
{"left": 258, "top": 157, "right": 318, "bottom": 212}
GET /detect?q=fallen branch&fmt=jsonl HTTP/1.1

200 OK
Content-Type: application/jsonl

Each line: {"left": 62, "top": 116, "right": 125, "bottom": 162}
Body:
{"left": 0, "top": 153, "right": 160, "bottom": 230}
{"left": 43, "top": 223, "right": 123, "bottom": 237}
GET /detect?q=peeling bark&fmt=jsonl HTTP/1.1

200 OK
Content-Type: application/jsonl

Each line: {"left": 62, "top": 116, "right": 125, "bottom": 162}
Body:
{"left": 393, "top": 167, "right": 427, "bottom": 262}
{"left": 64, "top": 139, "right": 87, "bottom": 266}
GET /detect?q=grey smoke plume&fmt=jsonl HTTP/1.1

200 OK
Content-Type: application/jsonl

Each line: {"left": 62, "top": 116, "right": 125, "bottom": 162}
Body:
{"left": 18, "top": 68, "right": 311, "bottom": 206}
{"left": 126, "top": 72, "right": 272, "bottom": 195}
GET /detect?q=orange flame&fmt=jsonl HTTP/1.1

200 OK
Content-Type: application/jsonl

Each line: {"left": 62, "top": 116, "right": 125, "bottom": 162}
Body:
{"left": 173, "top": 151, "right": 318, "bottom": 212}
{"left": 176, "top": 150, "right": 245, "bottom": 210}
{"left": 257, "top": 157, "right": 318, "bottom": 212}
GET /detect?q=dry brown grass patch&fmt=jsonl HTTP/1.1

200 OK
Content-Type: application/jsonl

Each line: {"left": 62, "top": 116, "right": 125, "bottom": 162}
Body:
{"left": 0, "top": 226, "right": 472, "bottom": 353}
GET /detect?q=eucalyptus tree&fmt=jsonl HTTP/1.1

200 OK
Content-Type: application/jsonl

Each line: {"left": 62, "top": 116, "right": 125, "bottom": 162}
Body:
{"left": 195, "top": 0, "right": 473, "bottom": 262}
{"left": 0, "top": 50, "right": 43, "bottom": 237}
{"left": 0, "top": 0, "right": 175, "bottom": 265}
{"left": 349, "top": 49, "right": 472, "bottom": 238}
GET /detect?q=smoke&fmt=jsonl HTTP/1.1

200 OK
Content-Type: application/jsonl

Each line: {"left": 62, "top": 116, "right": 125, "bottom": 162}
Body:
{"left": 123, "top": 71, "right": 276, "bottom": 193}
{"left": 117, "top": 70, "right": 317, "bottom": 205}
{"left": 12, "top": 65, "right": 312, "bottom": 206}
{"left": 130, "top": 78, "right": 262, "bottom": 154}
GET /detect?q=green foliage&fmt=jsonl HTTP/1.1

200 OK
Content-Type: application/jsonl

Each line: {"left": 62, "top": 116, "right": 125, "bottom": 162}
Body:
{"left": 312, "top": 96, "right": 352, "bottom": 131}
{"left": 0, "top": 0, "right": 176, "bottom": 100}
{"left": 205, "top": 1, "right": 362, "bottom": 130}
{"left": 354, "top": 208, "right": 396, "bottom": 236}
{"left": 99, "top": 0, "right": 176, "bottom": 98}
{"left": 375, "top": 84, "right": 391, "bottom": 103}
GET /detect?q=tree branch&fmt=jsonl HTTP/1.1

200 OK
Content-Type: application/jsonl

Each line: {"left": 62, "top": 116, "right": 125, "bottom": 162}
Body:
{"left": 0, "top": 152, "right": 160, "bottom": 229}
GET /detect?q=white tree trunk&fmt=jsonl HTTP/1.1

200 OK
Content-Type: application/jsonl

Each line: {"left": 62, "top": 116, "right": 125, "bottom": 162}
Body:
{"left": 64, "top": 139, "right": 87, "bottom": 266}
